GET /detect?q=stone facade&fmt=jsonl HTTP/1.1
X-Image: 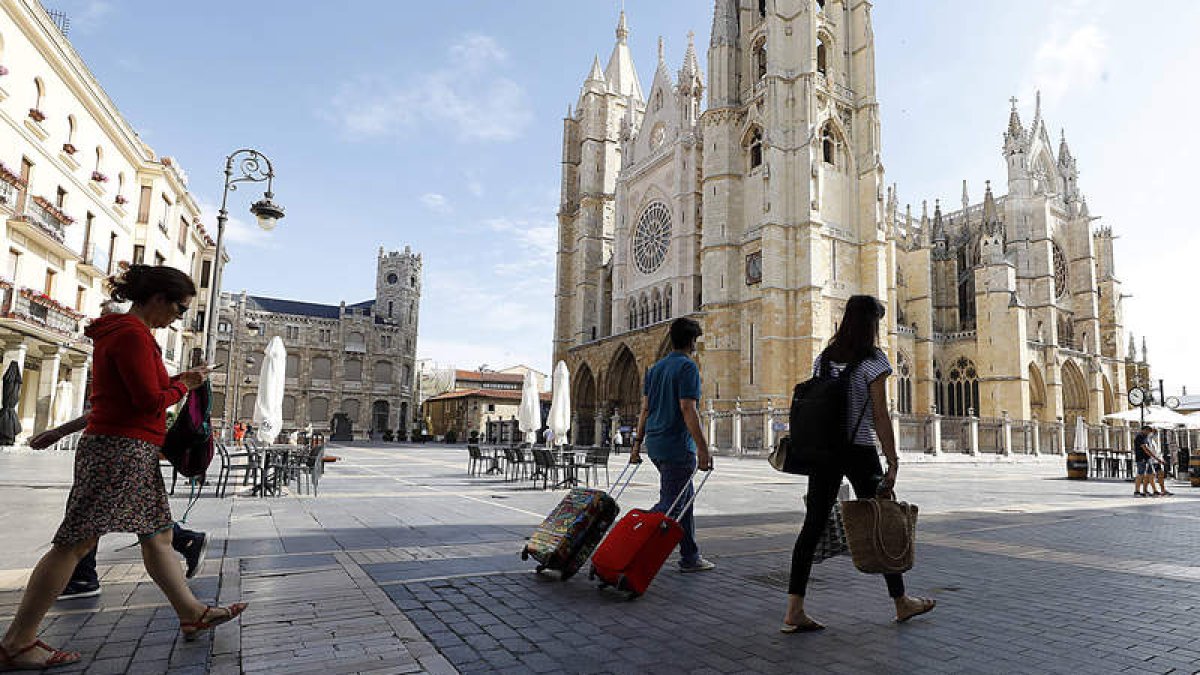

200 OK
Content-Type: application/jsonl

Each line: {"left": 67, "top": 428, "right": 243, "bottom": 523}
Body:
{"left": 0, "top": 1, "right": 218, "bottom": 440}
{"left": 212, "top": 247, "right": 421, "bottom": 439}
{"left": 554, "top": 2, "right": 1147, "bottom": 450}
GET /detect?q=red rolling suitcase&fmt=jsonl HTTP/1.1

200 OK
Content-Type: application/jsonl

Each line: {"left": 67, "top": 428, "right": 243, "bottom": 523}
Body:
{"left": 520, "top": 460, "right": 639, "bottom": 580}
{"left": 589, "top": 466, "right": 712, "bottom": 598}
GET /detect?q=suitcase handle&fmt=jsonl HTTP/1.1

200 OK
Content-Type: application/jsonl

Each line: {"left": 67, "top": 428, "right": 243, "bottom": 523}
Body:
{"left": 665, "top": 467, "right": 713, "bottom": 521}
{"left": 608, "top": 460, "right": 641, "bottom": 501}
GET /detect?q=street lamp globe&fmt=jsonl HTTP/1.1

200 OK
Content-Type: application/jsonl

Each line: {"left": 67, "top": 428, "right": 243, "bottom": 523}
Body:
{"left": 249, "top": 193, "right": 285, "bottom": 231}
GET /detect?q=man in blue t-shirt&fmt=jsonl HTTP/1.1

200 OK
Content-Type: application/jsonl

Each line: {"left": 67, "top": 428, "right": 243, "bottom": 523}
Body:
{"left": 631, "top": 318, "right": 715, "bottom": 572}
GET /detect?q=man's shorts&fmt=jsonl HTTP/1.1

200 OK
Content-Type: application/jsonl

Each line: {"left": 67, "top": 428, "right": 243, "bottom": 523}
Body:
{"left": 1136, "top": 459, "right": 1160, "bottom": 476}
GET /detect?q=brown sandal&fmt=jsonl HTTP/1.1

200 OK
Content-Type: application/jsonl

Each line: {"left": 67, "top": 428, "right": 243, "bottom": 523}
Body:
{"left": 896, "top": 597, "right": 936, "bottom": 623}
{"left": 180, "top": 603, "right": 248, "bottom": 641}
{"left": 0, "top": 640, "right": 80, "bottom": 670}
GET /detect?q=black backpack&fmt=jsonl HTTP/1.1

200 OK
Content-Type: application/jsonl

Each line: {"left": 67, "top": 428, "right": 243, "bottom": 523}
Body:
{"left": 162, "top": 381, "right": 215, "bottom": 479}
{"left": 773, "top": 354, "right": 868, "bottom": 475}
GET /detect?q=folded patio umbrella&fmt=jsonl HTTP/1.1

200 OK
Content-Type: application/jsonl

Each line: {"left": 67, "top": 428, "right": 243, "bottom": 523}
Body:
{"left": 52, "top": 380, "right": 73, "bottom": 427}
{"left": 252, "top": 336, "right": 287, "bottom": 444}
{"left": 546, "top": 361, "right": 571, "bottom": 447}
{"left": 517, "top": 370, "right": 542, "bottom": 445}
{"left": 0, "top": 361, "right": 21, "bottom": 445}
{"left": 1072, "top": 415, "right": 1087, "bottom": 454}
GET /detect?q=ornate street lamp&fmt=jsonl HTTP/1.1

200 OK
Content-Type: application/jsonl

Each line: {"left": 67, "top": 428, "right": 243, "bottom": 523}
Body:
{"left": 204, "top": 149, "right": 284, "bottom": 361}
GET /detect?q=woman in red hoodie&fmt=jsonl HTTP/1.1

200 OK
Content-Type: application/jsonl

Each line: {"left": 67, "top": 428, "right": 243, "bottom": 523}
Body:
{"left": 0, "top": 265, "right": 247, "bottom": 670}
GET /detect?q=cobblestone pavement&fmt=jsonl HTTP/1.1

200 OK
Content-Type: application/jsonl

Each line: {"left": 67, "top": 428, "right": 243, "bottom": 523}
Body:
{"left": 1, "top": 444, "right": 1199, "bottom": 674}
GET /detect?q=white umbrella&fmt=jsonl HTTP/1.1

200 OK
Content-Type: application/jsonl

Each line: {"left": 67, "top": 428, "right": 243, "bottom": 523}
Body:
{"left": 51, "top": 380, "right": 73, "bottom": 427}
{"left": 517, "top": 370, "right": 542, "bottom": 445}
{"left": 1072, "top": 415, "right": 1088, "bottom": 454}
{"left": 253, "top": 336, "right": 287, "bottom": 444}
{"left": 546, "top": 361, "right": 571, "bottom": 447}
{"left": 1105, "top": 407, "right": 1200, "bottom": 428}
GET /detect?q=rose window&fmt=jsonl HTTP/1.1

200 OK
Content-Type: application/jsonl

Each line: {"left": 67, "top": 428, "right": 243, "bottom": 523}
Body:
{"left": 1052, "top": 242, "right": 1068, "bottom": 298}
{"left": 633, "top": 201, "right": 671, "bottom": 274}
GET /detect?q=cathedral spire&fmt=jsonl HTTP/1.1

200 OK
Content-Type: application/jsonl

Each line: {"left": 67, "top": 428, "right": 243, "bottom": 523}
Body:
{"left": 1005, "top": 96, "right": 1024, "bottom": 140}
{"left": 711, "top": 0, "right": 739, "bottom": 47}
{"left": 681, "top": 31, "right": 700, "bottom": 80}
{"left": 1142, "top": 336, "right": 1148, "bottom": 364}
{"left": 932, "top": 199, "right": 946, "bottom": 242}
{"left": 1059, "top": 129, "right": 1073, "bottom": 164}
{"left": 1032, "top": 90, "right": 1043, "bottom": 130}
{"left": 982, "top": 180, "right": 1002, "bottom": 236}
{"left": 962, "top": 180, "right": 969, "bottom": 213}
{"left": 1128, "top": 333, "right": 1137, "bottom": 361}
{"left": 605, "top": 11, "right": 644, "bottom": 101}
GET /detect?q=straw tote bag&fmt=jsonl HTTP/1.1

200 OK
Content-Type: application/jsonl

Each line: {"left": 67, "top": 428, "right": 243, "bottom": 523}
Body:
{"left": 841, "top": 496, "right": 918, "bottom": 574}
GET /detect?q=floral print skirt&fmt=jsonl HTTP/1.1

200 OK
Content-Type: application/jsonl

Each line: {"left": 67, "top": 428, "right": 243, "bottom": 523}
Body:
{"left": 53, "top": 434, "right": 173, "bottom": 546}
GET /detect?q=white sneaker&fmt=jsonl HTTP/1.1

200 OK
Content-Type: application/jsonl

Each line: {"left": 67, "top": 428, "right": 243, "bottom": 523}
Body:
{"left": 679, "top": 557, "right": 716, "bottom": 573}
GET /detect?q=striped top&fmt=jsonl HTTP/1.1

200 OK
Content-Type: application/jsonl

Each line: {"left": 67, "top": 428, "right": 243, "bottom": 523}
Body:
{"left": 813, "top": 348, "right": 893, "bottom": 447}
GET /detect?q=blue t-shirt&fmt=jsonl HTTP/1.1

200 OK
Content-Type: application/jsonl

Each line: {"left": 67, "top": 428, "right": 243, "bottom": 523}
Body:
{"left": 642, "top": 351, "right": 702, "bottom": 463}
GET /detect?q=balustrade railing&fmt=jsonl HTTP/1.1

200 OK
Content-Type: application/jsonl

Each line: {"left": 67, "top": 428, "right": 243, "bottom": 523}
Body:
{"left": 1039, "top": 422, "right": 1062, "bottom": 454}
{"left": 25, "top": 200, "right": 66, "bottom": 242}
{"left": 942, "top": 416, "right": 971, "bottom": 454}
{"left": 897, "top": 414, "right": 928, "bottom": 453}
{"left": 977, "top": 418, "right": 1004, "bottom": 453}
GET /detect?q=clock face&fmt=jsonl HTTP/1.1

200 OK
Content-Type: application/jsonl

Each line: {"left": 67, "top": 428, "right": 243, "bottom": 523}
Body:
{"left": 386, "top": 272, "right": 398, "bottom": 285}
{"left": 745, "top": 252, "right": 762, "bottom": 285}
{"left": 1128, "top": 388, "right": 1145, "bottom": 407}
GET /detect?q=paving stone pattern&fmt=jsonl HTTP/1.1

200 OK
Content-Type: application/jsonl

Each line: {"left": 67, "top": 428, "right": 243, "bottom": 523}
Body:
{"left": 1, "top": 444, "right": 1199, "bottom": 673}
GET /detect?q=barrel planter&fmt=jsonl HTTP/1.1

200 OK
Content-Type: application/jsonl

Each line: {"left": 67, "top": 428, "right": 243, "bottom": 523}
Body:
{"left": 1189, "top": 454, "right": 1200, "bottom": 487}
{"left": 1066, "top": 451, "right": 1088, "bottom": 480}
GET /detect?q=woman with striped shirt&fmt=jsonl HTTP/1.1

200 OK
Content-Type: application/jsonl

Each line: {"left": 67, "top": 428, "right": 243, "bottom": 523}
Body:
{"left": 782, "top": 295, "right": 935, "bottom": 632}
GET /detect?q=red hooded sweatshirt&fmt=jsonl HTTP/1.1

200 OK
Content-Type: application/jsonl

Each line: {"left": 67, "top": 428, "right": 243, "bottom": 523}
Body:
{"left": 84, "top": 313, "right": 188, "bottom": 446}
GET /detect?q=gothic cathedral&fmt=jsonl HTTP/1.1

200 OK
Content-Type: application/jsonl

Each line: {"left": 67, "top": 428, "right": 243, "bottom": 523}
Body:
{"left": 553, "top": 1, "right": 1144, "bottom": 449}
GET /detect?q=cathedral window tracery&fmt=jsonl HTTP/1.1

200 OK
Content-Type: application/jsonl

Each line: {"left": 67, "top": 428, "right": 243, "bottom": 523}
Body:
{"left": 941, "top": 357, "right": 980, "bottom": 417}
{"left": 664, "top": 286, "right": 672, "bottom": 319}
{"left": 754, "top": 38, "right": 767, "bottom": 80}
{"left": 746, "top": 126, "right": 764, "bottom": 170}
{"left": 820, "top": 122, "right": 842, "bottom": 169}
{"left": 1052, "top": 241, "right": 1069, "bottom": 299}
{"left": 632, "top": 201, "right": 672, "bottom": 274}
{"left": 896, "top": 353, "right": 914, "bottom": 414}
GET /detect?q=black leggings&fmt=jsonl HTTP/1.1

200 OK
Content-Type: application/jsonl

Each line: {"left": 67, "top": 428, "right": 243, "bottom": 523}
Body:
{"left": 788, "top": 445, "right": 905, "bottom": 598}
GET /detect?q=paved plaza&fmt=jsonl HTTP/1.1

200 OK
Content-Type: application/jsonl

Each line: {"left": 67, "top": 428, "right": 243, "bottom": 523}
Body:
{"left": 1, "top": 444, "right": 1199, "bottom": 674}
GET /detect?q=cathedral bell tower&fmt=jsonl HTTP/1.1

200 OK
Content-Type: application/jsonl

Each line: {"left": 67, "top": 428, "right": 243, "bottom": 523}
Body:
{"left": 554, "top": 12, "right": 645, "bottom": 366}
{"left": 699, "top": 0, "right": 888, "bottom": 406}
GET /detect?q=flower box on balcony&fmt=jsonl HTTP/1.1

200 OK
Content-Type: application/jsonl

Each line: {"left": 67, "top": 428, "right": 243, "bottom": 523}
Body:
{"left": 62, "top": 143, "right": 76, "bottom": 155}
{"left": 114, "top": 194, "right": 127, "bottom": 205}
{"left": 0, "top": 163, "right": 25, "bottom": 188}
{"left": 30, "top": 195, "right": 75, "bottom": 225}
{"left": 90, "top": 171, "right": 109, "bottom": 183}
{"left": 28, "top": 108, "right": 45, "bottom": 123}
{"left": 0, "top": 66, "right": 9, "bottom": 77}
{"left": 18, "top": 287, "right": 84, "bottom": 320}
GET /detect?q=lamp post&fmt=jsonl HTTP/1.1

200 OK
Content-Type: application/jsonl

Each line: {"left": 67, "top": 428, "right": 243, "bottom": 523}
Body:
{"left": 204, "top": 149, "right": 284, "bottom": 361}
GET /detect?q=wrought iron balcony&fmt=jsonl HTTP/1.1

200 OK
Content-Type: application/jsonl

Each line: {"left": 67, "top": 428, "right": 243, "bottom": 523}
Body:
{"left": 25, "top": 200, "right": 66, "bottom": 242}
{"left": 0, "top": 285, "right": 83, "bottom": 337}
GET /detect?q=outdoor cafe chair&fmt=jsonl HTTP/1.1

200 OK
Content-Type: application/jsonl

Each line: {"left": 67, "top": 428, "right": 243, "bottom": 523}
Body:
{"left": 291, "top": 445, "right": 325, "bottom": 496}
{"left": 466, "top": 444, "right": 483, "bottom": 476}
{"left": 215, "top": 440, "right": 259, "bottom": 498}
{"left": 530, "top": 447, "right": 560, "bottom": 490}
{"left": 510, "top": 446, "right": 535, "bottom": 481}
{"left": 584, "top": 445, "right": 612, "bottom": 487}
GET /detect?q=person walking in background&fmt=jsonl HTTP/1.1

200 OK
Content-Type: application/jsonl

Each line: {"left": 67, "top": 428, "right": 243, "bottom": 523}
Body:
{"left": 630, "top": 318, "right": 715, "bottom": 573}
{"left": 0, "top": 265, "right": 246, "bottom": 670}
{"left": 1149, "top": 429, "right": 1174, "bottom": 496}
{"left": 233, "top": 420, "right": 246, "bottom": 448}
{"left": 1133, "top": 426, "right": 1166, "bottom": 497}
{"left": 782, "top": 295, "right": 934, "bottom": 633}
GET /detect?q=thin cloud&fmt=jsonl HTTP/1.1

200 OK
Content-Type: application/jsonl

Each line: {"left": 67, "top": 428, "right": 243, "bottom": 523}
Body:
{"left": 324, "top": 33, "right": 531, "bottom": 143}
{"left": 420, "top": 193, "right": 451, "bottom": 214}
{"left": 197, "top": 199, "right": 276, "bottom": 250}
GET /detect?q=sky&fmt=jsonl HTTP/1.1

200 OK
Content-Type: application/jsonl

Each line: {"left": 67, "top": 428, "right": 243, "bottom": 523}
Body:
{"left": 54, "top": 0, "right": 1200, "bottom": 394}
